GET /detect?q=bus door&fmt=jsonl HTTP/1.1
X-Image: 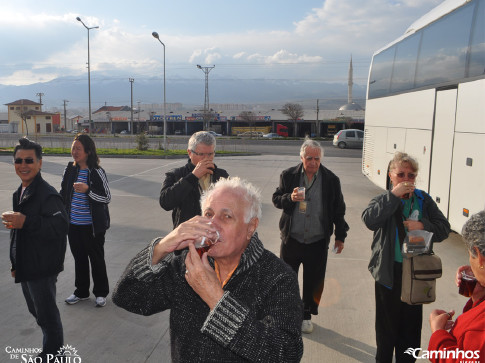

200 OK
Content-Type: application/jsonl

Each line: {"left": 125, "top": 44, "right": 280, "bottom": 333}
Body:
{"left": 428, "top": 88, "right": 458, "bottom": 218}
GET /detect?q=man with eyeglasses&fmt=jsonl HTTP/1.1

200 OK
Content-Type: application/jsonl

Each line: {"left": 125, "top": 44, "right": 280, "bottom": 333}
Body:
{"left": 272, "top": 138, "right": 349, "bottom": 334}
{"left": 2, "top": 137, "right": 68, "bottom": 360}
{"left": 160, "top": 131, "right": 229, "bottom": 228}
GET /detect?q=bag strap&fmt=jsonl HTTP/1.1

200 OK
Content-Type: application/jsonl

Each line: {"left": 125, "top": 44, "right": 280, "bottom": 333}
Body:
{"left": 394, "top": 207, "right": 406, "bottom": 248}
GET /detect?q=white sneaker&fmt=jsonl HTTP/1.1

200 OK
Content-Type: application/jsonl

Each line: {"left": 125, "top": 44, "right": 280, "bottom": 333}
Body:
{"left": 95, "top": 297, "right": 107, "bottom": 307}
{"left": 65, "top": 294, "right": 89, "bottom": 305}
{"left": 302, "top": 319, "right": 313, "bottom": 334}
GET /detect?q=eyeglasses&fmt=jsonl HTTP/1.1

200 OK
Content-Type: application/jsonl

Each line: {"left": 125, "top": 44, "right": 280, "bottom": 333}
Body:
{"left": 394, "top": 172, "right": 416, "bottom": 180}
{"left": 14, "top": 158, "right": 35, "bottom": 164}
{"left": 191, "top": 150, "right": 215, "bottom": 157}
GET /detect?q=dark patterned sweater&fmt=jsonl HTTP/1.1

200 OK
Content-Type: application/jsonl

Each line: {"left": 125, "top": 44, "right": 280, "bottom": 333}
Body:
{"left": 112, "top": 234, "right": 303, "bottom": 362}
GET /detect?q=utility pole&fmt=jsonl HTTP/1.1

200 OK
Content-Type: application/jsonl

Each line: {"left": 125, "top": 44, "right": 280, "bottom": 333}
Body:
{"left": 196, "top": 64, "right": 215, "bottom": 130}
{"left": 316, "top": 99, "right": 319, "bottom": 137}
{"left": 137, "top": 101, "right": 141, "bottom": 131}
{"left": 36, "top": 93, "right": 44, "bottom": 110}
{"left": 63, "top": 100, "right": 69, "bottom": 131}
{"left": 129, "top": 78, "right": 134, "bottom": 134}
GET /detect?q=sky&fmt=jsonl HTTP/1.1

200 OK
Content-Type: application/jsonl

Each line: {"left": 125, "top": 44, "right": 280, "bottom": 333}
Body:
{"left": 0, "top": 0, "right": 443, "bottom": 91}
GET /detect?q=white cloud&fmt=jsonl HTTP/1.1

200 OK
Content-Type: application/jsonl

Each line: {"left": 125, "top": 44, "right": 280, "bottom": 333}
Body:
{"left": 205, "top": 53, "right": 222, "bottom": 64}
{"left": 293, "top": 0, "right": 442, "bottom": 52}
{"left": 233, "top": 52, "right": 246, "bottom": 59}
{"left": 246, "top": 49, "right": 322, "bottom": 64}
{"left": 0, "top": 0, "right": 445, "bottom": 86}
{"left": 0, "top": 70, "right": 59, "bottom": 86}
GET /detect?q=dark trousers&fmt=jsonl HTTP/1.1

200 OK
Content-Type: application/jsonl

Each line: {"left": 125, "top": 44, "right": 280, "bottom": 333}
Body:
{"left": 281, "top": 237, "right": 328, "bottom": 320}
{"left": 375, "top": 262, "right": 422, "bottom": 363}
{"left": 68, "top": 224, "right": 109, "bottom": 298}
{"left": 21, "top": 275, "right": 63, "bottom": 357}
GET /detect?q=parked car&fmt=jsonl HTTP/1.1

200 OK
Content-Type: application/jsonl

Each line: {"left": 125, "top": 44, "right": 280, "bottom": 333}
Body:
{"left": 208, "top": 131, "right": 222, "bottom": 137}
{"left": 120, "top": 130, "right": 128, "bottom": 135}
{"left": 239, "top": 131, "right": 264, "bottom": 138}
{"left": 174, "top": 129, "right": 184, "bottom": 135}
{"left": 263, "top": 133, "right": 282, "bottom": 139}
{"left": 333, "top": 129, "right": 364, "bottom": 149}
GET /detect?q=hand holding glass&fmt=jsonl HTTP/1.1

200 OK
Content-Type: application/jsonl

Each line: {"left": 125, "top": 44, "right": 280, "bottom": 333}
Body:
{"left": 194, "top": 223, "right": 221, "bottom": 258}
{"left": 458, "top": 271, "right": 477, "bottom": 297}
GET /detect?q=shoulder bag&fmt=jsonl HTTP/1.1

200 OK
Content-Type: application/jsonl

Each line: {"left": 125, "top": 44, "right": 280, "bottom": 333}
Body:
{"left": 395, "top": 208, "right": 442, "bottom": 305}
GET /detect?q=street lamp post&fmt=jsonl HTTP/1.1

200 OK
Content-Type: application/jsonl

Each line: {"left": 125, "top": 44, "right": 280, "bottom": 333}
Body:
{"left": 152, "top": 31, "right": 167, "bottom": 150}
{"left": 129, "top": 78, "right": 134, "bottom": 134}
{"left": 77, "top": 17, "right": 99, "bottom": 135}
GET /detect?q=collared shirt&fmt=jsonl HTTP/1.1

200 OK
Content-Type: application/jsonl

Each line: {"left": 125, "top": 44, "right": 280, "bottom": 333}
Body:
{"left": 198, "top": 174, "right": 211, "bottom": 192}
{"left": 303, "top": 167, "right": 318, "bottom": 189}
{"left": 290, "top": 168, "right": 325, "bottom": 244}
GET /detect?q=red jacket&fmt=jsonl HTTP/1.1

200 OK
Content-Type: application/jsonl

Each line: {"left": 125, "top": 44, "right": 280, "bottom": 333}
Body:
{"left": 428, "top": 298, "right": 485, "bottom": 362}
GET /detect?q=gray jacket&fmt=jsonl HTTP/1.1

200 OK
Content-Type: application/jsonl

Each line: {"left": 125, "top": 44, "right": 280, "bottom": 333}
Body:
{"left": 361, "top": 190, "right": 450, "bottom": 288}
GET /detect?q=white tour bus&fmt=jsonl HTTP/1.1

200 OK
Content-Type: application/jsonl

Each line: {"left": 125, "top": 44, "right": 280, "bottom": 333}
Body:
{"left": 362, "top": 0, "right": 484, "bottom": 232}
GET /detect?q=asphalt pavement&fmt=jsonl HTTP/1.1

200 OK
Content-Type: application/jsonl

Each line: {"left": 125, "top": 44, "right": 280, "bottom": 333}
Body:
{"left": 0, "top": 149, "right": 470, "bottom": 363}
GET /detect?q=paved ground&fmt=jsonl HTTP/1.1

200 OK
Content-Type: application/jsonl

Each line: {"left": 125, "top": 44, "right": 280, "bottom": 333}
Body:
{"left": 0, "top": 150, "right": 469, "bottom": 363}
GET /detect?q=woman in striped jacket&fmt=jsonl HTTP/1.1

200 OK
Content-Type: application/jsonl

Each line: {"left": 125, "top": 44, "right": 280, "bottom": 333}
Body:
{"left": 60, "top": 134, "right": 111, "bottom": 308}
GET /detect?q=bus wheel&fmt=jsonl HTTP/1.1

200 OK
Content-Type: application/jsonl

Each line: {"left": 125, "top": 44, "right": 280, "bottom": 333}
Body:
{"left": 338, "top": 142, "right": 346, "bottom": 149}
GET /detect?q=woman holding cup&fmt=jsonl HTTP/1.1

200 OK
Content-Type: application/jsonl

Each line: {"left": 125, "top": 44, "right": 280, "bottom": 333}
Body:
{"left": 428, "top": 210, "right": 485, "bottom": 360}
{"left": 362, "top": 151, "right": 450, "bottom": 362}
{"left": 60, "top": 134, "right": 111, "bottom": 307}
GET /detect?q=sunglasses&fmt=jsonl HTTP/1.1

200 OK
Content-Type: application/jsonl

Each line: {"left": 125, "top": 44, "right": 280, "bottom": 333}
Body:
{"left": 395, "top": 172, "right": 416, "bottom": 179}
{"left": 14, "top": 158, "right": 35, "bottom": 164}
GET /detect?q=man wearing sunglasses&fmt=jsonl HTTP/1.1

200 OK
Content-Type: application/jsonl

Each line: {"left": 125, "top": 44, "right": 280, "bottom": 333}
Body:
{"left": 160, "top": 131, "right": 229, "bottom": 228}
{"left": 2, "top": 137, "right": 68, "bottom": 361}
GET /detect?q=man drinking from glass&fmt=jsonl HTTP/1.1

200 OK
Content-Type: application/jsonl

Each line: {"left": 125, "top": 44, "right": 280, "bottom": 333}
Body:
{"left": 160, "top": 131, "right": 229, "bottom": 229}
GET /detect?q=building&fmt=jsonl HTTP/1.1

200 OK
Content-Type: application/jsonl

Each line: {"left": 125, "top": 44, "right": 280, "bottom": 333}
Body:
{"left": 5, "top": 99, "right": 61, "bottom": 134}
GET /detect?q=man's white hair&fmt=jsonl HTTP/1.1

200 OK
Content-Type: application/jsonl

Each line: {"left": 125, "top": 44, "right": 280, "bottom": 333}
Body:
{"left": 200, "top": 177, "right": 262, "bottom": 223}
{"left": 300, "top": 138, "right": 324, "bottom": 158}
{"left": 188, "top": 131, "right": 216, "bottom": 151}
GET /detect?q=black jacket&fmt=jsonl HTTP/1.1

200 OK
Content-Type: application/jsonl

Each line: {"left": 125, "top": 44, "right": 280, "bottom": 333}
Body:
{"left": 272, "top": 163, "right": 349, "bottom": 245}
{"left": 60, "top": 162, "right": 111, "bottom": 235}
{"left": 160, "top": 159, "right": 229, "bottom": 228}
{"left": 10, "top": 172, "right": 68, "bottom": 283}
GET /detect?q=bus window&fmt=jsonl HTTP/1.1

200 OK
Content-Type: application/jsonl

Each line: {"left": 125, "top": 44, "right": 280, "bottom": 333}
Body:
{"left": 469, "top": 0, "right": 485, "bottom": 77}
{"left": 390, "top": 33, "right": 420, "bottom": 93}
{"left": 368, "top": 47, "right": 395, "bottom": 99}
{"left": 415, "top": 2, "right": 474, "bottom": 87}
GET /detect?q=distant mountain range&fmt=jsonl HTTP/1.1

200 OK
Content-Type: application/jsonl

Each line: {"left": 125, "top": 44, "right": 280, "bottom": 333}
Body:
{"left": 0, "top": 76, "right": 366, "bottom": 114}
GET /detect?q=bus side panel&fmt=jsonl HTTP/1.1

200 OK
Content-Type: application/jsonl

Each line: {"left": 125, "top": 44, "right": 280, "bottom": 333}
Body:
{"left": 363, "top": 126, "right": 390, "bottom": 190}
{"left": 449, "top": 133, "right": 485, "bottom": 232}
{"left": 428, "top": 89, "right": 458, "bottom": 219}
{"left": 387, "top": 128, "right": 406, "bottom": 153}
{"left": 449, "top": 79, "right": 485, "bottom": 231}
{"left": 455, "top": 80, "right": 485, "bottom": 134}
{"left": 364, "top": 90, "right": 436, "bottom": 129}
{"left": 404, "top": 129, "right": 432, "bottom": 191}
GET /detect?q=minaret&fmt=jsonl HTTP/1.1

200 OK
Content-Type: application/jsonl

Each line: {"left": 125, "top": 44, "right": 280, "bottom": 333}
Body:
{"left": 347, "top": 55, "right": 353, "bottom": 104}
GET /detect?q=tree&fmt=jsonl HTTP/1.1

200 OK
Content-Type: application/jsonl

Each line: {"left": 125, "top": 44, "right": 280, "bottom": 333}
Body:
{"left": 281, "top": 103, "right": 304, "bottom": 137}
{"left": 16, "top": 109, "right": 31, "bottom": 136}
{"left": 239, "top": 111, "right": 257, "bottom": 137}
{"left": 136, "top": 132, "right": 149, "bottom": 151}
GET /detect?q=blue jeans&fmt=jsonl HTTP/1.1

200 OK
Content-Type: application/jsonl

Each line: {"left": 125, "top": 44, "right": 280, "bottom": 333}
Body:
{"left": 21, "top": 274, "right": 64, "bottom": 357}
